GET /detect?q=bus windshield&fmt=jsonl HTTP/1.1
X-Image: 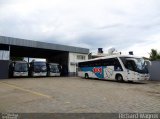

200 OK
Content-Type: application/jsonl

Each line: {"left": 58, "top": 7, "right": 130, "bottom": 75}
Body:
{"left": 134, "top": 58, "right": 144, "bottom": 70}
{"left": 134, "top": 58, "right": 149, "bottom": 73}
{"left": 14, "top": 63, "right": 28, "bottom": 72}
{"left": 120, "top": 57, "right": 148, "bottom": 74}
{"left": 49, "top": 64, "right": 60, "bottom": 73}
{"left": 32, "top": 62, "right": 47, "bottom": 72}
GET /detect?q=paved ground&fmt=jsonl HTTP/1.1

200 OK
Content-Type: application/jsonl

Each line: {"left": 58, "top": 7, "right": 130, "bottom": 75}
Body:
{"left": 0, "top": 77, "right": 160, "bottom": 113}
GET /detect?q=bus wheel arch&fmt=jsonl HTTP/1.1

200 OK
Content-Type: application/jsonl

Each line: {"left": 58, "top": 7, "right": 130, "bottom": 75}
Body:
{"left": 115, "top": 74, "right": 124, "bottom": 82}
{"left": 85, "top": 73, "right": 89, "bottom": 79}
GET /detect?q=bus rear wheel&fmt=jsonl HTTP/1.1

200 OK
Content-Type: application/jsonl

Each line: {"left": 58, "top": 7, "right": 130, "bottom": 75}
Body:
{"left": 85, "top": 73, "right": 89, "bottom": 79}
{"left": 116, "top": 74, "right": 124, "bottom": 82}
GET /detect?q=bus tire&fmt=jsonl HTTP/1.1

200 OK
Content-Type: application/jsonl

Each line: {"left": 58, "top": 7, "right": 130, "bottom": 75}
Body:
{"left": 116, "top": 74, "right": 124, "bottom": 82}
{"left": 85, "top": 73, "right": 89, "bottom": 79}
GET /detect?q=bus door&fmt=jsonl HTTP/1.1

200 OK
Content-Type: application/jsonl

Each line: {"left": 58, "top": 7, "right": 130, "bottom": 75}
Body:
{"left": 126, "top": 59, "right": 136, "bottom": 80}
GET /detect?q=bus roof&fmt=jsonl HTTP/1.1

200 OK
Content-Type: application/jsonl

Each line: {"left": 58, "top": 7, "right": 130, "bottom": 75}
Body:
{"left": 78, "top": 55, "right": 143, "bottom": 63}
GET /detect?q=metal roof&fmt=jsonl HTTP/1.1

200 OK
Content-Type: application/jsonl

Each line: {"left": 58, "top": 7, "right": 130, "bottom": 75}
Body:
{"left": 0, "top": 36, "right": 89, "bottom": 54}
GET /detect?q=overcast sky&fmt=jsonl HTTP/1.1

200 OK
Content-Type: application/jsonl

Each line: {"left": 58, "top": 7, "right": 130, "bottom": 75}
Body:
{"left": 0, "top": 0, "right": 160, "bottom": 57}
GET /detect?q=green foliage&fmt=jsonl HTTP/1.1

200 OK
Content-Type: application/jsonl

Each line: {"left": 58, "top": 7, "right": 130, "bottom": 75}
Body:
{"left": 149, "top": 49, "right": 160, "bottom": 61}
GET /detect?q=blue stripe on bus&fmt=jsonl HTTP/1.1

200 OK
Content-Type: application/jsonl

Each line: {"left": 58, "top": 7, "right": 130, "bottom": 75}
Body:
{"left": 81, "top": 66, "right": 106, "bottom": 79}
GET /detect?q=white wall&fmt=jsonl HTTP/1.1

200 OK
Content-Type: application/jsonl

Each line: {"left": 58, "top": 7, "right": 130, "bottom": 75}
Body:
{"left": 68, "top": 53, "right": 88, "bottom": 75}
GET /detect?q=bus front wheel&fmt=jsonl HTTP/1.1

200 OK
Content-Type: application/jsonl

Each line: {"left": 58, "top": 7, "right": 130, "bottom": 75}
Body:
{"left": 116, "top": 74, "right": 123, "bottom": 82}
{"left": 85, "top": 73, "right": 89, "bottom": 79}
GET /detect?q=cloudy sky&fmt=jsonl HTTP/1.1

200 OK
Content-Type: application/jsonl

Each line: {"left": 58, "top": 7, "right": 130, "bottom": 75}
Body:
{"left": 0, "top": 0, "right": 160, "bottom": 57}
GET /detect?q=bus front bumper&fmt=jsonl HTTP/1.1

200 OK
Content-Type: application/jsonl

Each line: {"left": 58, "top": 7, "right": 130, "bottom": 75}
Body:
{"left": 49, "top": 73, "right": 60, "bottom": 76}
{"left": 33, "top": 72, "right": 47, "bottom": 77}
{"left": 14, "top": 72, "right": 28, "bottom": 77}
{"left": 137, "top": 74, "right": 150, "bottom": 81}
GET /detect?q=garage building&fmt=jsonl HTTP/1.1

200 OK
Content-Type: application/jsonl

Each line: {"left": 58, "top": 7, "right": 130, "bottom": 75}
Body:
{"left": 0, "top": 36, "right": 89, "bottom": 79}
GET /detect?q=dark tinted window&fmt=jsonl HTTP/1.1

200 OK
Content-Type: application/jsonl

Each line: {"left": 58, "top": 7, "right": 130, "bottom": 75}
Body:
{"left": 94, "top": 60, "right": 101, "bottom": 66}
{"left": 101, "top": 58, "right": 115, "bottom": 66}
{"left": 113, "top": 58, "right": 123, "bottom": 71}
{"left": 125, "top": 60, "right": 136, "bottom": 71}
{"left": 49, "top": 64, "right": 60, "bottom": 73}
{"left": 78, "top": 62, "right": 87, "bottom": 67}
{"left": 113, "top": 58, "right": 121, "bottom": 67}
{"left": 119, "top": 57, "right": 133, "bottom": 68}
{"left": 79, "top": 58, "right": 122, "bottom": 69}
{"left": 33, "top": 65, "right": 47, "bottom": 72}
{"left": 101, "top": 58, "right": 123, "bottom": 71}
{"left": 30, "top": 62, "right": 47, "bottom": 72}
{"left": 14, "top": 63, "right": 28, "bottom": 72}
{"left": 79, "top": 60, "right": 102, "bottom": 67}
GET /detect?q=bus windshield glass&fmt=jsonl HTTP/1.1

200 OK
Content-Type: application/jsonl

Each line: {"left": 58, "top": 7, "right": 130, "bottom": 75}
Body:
{"left": 50, "top": 64, "right": 60, "bottom": 73}
{"left": 134, "top": 58, "right": 145, "bottom": 70}
{"left": 33, "top": 62, "right": 47, "bottom": 72}
{"left": 120, "top": 57, "right": 148, "bottom": 74}
{"left": 14, "top": 63, "right": 28, "bottom": 72}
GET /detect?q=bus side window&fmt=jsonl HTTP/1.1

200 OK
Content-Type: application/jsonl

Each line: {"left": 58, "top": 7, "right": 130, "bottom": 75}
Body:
{"left": 84, "top": 62, "right": 89, "bottom": 67}
{"left": 94, "top": 60, "right": 101, "bottom": 66}
{"left": 78, "top": 63, "right": 82, "bottom": 67}
{"left": 79, "top": 62, "right": 86, "bottom": 67}
{"left": 109, "top": 58, "right": 114, "bottom": 66}
{"left": 102, "top": 58, "right": 114, "bottom": 66}
{"left": 101, "top": 59, "right": 109, "bottom": 66}
{"left": 89, "top": 61, "right": 92, "bottom": 67}
{"left": 126, "top": 60, "right": 136, "bottom": 71}
{"left": 113, "top": 58, "right": 123, "bottom": 71}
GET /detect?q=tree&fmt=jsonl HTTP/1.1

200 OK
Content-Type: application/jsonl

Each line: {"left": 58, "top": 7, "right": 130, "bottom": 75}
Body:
{"left": 149, "top": 49, "right": 160, "bottom": 61}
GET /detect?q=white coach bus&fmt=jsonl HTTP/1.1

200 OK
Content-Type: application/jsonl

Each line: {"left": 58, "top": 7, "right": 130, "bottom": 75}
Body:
{"left": 29, "top": 61, "right": 47, "bottom": 77}
{"left": 78, "top": 55, "right": 149, "bottom": 82}
{"left": 9, "top": 61, "right": 29, "bottom": 77}
{"left": 47, "top": 63, "right": 61, "bottom": 76}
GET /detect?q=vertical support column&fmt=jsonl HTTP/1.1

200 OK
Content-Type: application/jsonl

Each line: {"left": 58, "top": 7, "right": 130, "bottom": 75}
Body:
{"left": 8, "top": 45, "right": 10, "bottom": 60}
{"left": 28, "top": 57, "right": 29, "bottom": 63}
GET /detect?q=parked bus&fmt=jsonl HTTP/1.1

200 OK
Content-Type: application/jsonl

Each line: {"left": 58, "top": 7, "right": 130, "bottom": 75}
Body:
{"left": 9, "top": 61, "right": 29, "bottom": 77}
{"left": 47, "top": 63, "right": 61, "bottom": 76}
{"left": 78, "top": 55, "right": 149, "bottom": 82}
{"left": 29, "top": 61, "right": 47, "bottom": 77}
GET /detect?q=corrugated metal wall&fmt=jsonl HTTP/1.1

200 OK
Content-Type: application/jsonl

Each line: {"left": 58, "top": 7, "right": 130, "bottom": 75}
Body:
{"left": 0, "top": 50, "right": 9, "bottom": 60}
{"left": 148, "top": 61, "right": 160, "bottom": 81}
